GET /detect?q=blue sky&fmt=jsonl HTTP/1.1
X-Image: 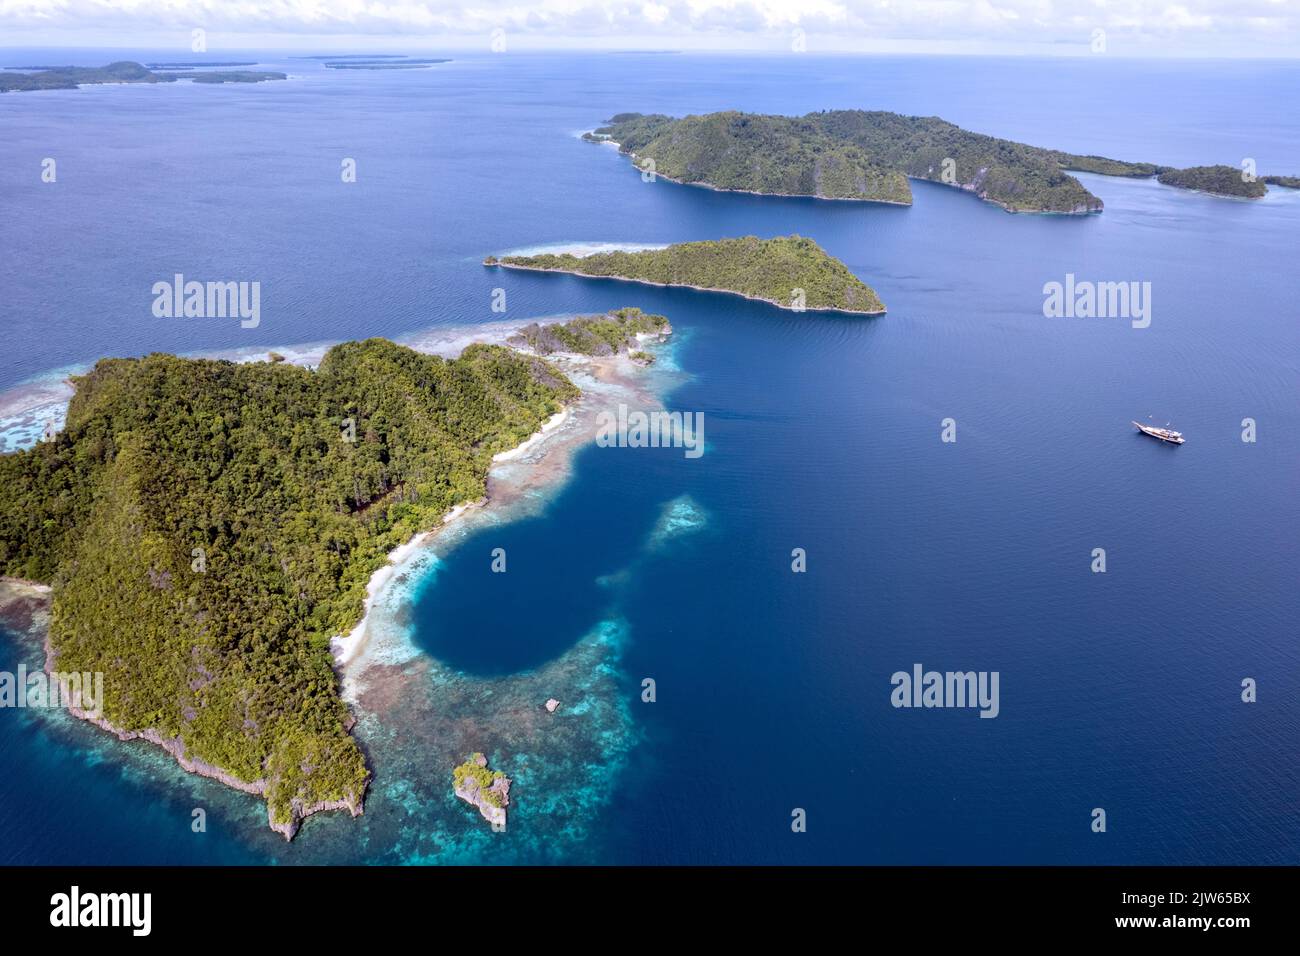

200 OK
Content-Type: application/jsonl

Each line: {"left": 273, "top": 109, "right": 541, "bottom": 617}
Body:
{"left": 1, "top": 1, "right": 1297, "bottom": 57}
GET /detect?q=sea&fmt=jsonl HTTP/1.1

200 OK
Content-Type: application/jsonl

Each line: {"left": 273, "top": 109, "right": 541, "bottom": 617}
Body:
{"left": 0, "top": 50, "right": 1297, "bottom": 865}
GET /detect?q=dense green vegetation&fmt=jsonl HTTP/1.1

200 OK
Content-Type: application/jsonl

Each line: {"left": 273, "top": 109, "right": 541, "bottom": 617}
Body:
{"left": 453, "top": 754, "right": 507, "bottom": 808}
{"left": 1156, "top": 165, "right": 1267, "bottom": 198}
{"left": 0, "top": 61, "right": 285, "bottom": 92}
{"left": 0, "top": 340, "right": 576, "bottom": 827}
{"left": 587, "top": 111, "right": 1160, "bottom": 213}
{"left": 491, "top": 236, "right": 885, "bottom": 313}
{"left": 1052, "top": 153, "right": 1168, "bottom": 177}
{"left": 187, "top": 71, "right": 287, "bottom": 84}
{"left": 586, "top": 111, "right": 911, "bottom": 204}
{"left": 506, "top": 307, "right": 670, "bottom": 356}
{"left": 1263, "top": 175, "right": 1300, "bottom": 189}
{"left": 144, "top": 62, "right": 259, "bottom": 69}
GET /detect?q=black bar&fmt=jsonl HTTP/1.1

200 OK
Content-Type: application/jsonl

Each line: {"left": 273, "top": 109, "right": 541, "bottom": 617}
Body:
{"left": 0, "top": 866, "right": 1281, "bottom": 939}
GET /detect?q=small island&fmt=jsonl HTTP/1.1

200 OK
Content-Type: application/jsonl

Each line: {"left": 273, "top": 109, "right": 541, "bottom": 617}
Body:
{"left": 507, "top": 307, "right": 671, "bottom": 358}
{"left": 585, "top": 110, "right": 1160, "bottom": 214}
{"left": 1156, "top": 165, "right": 1268, "bottom": 198}
{"left": 487, "top": 235, "right": 885, "bottom": 314}
{"left": 292, "top": 54, "right": 412, "bottom": 60}
{"left": 145, "top": 61, "right": 259, "bottom": 69}
{"left": 324, "top": 59, "right": 452, "bottom": 70}
{"left": 289, "top": 55, "right": 452, "bottom": 71}
{"left": 453, "top": 753, "right": 512, "bottom": 829}
{"left": 0, "top": 339, "right": 577, "bottom": 838}
{"left": 1263, "top": 175, "right": 1300, "bottom": 189}
{"left": 0, "top": 61, "right": 286, "bottom": 93}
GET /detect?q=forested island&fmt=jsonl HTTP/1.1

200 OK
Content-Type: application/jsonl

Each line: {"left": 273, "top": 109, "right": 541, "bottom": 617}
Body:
{"left": 0, "top": 339, "right": 577, "bottom": 837}
{"left": 1157, "top": 165, "right": 1267, "bottom": 198}
{"left": 486, "top": 236, "right": 885, "bottom": 314}
{"left": 144, "top": 61, "right": 258, "bottom": 69}
{"left": 508, "top": 307, "right": 671, "bottom": 361}
{"left": 585, "top": 111, "right": 911, "bottom": 204}
{"left": 584, "top": 110, "right": 1159, "bottom": 213}
{"left": 288, "top": 54, "right": 451, "bottom": 70}
{"left": 0, "top": 61, "right": 286, "bottom": 92}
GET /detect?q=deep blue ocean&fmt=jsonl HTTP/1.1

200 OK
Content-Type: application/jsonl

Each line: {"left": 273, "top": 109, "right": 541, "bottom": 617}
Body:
{"left": 0, "top": 51, "right": 1297, "bottom": 865}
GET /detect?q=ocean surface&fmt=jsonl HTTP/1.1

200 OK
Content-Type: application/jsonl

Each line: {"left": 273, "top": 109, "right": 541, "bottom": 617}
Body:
{"left": 0, "top": 51, "right": 1297, "bottom": 864}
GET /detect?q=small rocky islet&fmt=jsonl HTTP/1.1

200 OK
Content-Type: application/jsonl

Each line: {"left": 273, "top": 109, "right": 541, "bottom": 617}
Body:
{"left": 505, "top": 306, "right": 672, "bottom": 358}
{"left": 452, "top": 753, "right": 512, "bottom": 829}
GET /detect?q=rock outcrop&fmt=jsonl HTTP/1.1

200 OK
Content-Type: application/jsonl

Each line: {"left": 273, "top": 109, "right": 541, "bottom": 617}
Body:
{"left": 453, "top": 752, "right": 512, "bottom": 829}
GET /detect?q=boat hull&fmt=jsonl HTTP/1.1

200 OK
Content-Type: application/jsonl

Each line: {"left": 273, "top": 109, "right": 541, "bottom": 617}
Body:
{"left": 1132, "top": 421, "right": 1185, "bottom": 444}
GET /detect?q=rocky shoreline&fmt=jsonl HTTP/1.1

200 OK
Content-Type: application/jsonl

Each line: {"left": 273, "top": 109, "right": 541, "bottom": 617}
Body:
{"left": 453, "top": 752, "right": 512, "bottom": 829}
{"left": 912, "top": 174, "right": 1101, "bottom": 215}
{"left": 0, "top": 577, "right": 355, "bottom": 840}
{"left": 40, "top": 628, "right": 365, "bottom": 840}
{"left": 590, "top": 135, "right": 1094, "bottom": 215}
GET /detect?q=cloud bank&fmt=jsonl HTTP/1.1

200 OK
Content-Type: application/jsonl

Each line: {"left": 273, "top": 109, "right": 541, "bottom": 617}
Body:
{"left": 1, "top": 0, "right": 1297, "bottom": 56}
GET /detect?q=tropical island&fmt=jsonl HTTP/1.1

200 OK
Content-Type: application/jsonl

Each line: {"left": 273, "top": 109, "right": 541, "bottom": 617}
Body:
{"left": 1156, "top": 165, "right": 1268, "bottom": 198}
{"left": 0, "top": 339, "right": 579, "bottom": 837}
{"left": 288, "top": 54, "right": 452, "bottom": 70}
{"left": 583, "top": 110, "right": 1161, "bottom": 213}
{"left": 585, "top": 110, "right": 1300, "bottom": 212}
{"left": 453, "top": 753, "right": 512, "bottom": 829}
{"left": 323, "top": 59, "right": 452, "bottom": 70}
{"left": 508, "top": 307, "right": 672, "bottom": 360}
{"left": 0, "top": 61, "right": 286, "bottom": 93}
{"left": 486, "top": 235, "right": 885, "bottom": 314}
{"left": 144, "top": 61, "right": 259, "bottom": 69}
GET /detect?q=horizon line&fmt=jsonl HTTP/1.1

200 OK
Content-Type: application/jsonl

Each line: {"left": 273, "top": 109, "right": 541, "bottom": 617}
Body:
{"left": 2, "top": 44, "right": 1299, "bottom": 62}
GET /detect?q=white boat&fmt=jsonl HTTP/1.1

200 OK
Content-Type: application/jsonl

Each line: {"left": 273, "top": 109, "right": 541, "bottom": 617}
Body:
{"left": 1132, "top": 420, "right": 1185, "bottom": 444}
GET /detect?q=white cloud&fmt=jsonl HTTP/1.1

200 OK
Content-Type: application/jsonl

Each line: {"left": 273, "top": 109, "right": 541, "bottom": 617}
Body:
{"left": 0, "top": 0, "right": 1297, "bottom": 55}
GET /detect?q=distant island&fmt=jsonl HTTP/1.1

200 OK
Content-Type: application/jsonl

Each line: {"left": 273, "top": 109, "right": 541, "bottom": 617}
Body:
{"left": 185, "top": 71, "right": 287, "bottom": 85}
{"left": 292, "top": 54, "right": 413, "bottom": 60}
{"left": 453, "top": 753, "right": 512, "bottom": 829}
{"left": 288, "top": 55, "right": 452, "bottom": 70}
{"left": 1156, "top": 165, "right": 1267, "bottom": 198}
{"left": 508, "top": 307, "right": 671, "bottom": 363}
{"left": 0, "top": 339, "right": 579, "bottom": 838}
{"left": 324, "top": 59, "right": 451, "bottom": 70}
{"left": 144, "top": 61, "right": 259, "bottom": 69}
{"left": 584, "top": 110, "right": 1160, "bottom": 214}
{"left": 585, "top": 110, "right": 1299, "bottom": 212}
{"left": 0, "top": 61, "right": 286, "bottom": 93}
{"left": 486, "top": 235, "right": 885, "bottom": 314}
{"left": 1263, "top": 175, "right": 1300, "bottom": 189}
